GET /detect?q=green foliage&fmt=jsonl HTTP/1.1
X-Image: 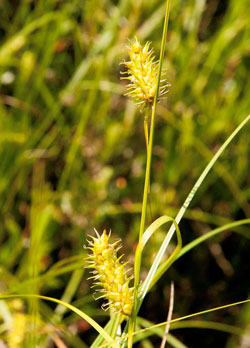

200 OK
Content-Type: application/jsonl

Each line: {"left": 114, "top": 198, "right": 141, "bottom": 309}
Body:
{"left": 0, "top": 0, "right": 249, "bottom": 347}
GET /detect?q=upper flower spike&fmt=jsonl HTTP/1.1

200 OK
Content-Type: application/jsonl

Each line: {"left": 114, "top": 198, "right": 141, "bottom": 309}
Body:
{"left": 121, "top": 37, "right": 170, "bottom": 107}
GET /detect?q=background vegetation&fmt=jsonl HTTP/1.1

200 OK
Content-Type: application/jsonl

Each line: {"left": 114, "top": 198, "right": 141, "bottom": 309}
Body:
{"left": 0, "top": 0, "right": 249, "bottom": 347}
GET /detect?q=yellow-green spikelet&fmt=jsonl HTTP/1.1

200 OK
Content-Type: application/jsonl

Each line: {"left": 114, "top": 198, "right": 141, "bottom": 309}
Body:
{"left": 85, "top": 230, "right": 134, "bottom": 316}
{"left": 121, "top": 37, "right": 170, "bottom": 106}
{"left": 8, "top": 313, "right": 26, "bottom": 348}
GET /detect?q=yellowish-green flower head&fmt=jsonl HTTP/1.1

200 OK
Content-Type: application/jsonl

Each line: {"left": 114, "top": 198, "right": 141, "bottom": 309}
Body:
{"left": 85, "top": 230, "right": 134, "bottom": 316}
{"left": 8, "top": 313, "right": 26, "bottom": 348}
{"left": 121, "top": 37, "right": 170, "bottom": 106}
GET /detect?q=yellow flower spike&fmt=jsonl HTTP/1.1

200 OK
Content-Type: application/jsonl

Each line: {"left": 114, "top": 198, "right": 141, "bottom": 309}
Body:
{"left": 8, "top": 313, "right": 26, "bottom": 348}
{"left": 121, "top": 37, "right": 170, "bottom": 107}
{"left": 85, "top": 230, "right": 134, "bottom": 316}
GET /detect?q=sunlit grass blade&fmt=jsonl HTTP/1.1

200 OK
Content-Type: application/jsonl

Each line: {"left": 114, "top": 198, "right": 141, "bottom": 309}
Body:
{"left": 97, "top": 299, "right": 250, "bottom": 348}
{"left": 54, "top": 269, "right": 83, "bottom": 319}
{"left": 121, "top": 215, "right": 181, "bottom": 348}
{"left": 112, "top": 298, "right": 250, "bottom": 346}
{"left": 133, "top": 298, "right": 250, "bottom": 338}
{"left": 0, "top": 294, "right": 120, "bottom": 348}
{"left": 90, "top": 317, "right": 118, "bottom": 348}
{"left": 170, "top": 320, "right": 244, "bottom": 335}
{"left": 109, "top": 313, "right": 122, "bottom": 348}
{"left": 135, "top": 215, "right": 181, "bottom": 306}
{"left": 136, "top": 317, "right": 244, "bottom": 344}
{"left": 143, "top": 113, "right": 250, "bottom": 294}
{"left": 135, "top": 318, "right": 188, "bottom": 348}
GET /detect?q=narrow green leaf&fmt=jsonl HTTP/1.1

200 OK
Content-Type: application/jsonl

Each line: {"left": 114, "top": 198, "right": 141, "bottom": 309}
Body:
{"left": 133, "top": 299, "right": 250, "bottom": 338}
{"left": 90, "top": 318, "right": 116, "bottom": 348}
{"left": 144, "top": 113, "right": 250, "bottom": 292}
{"left": 135, "top": 215, "right": 181, "bottom": 305}
{"left": 0, "top": 294, "right": 120, "bottom": 348}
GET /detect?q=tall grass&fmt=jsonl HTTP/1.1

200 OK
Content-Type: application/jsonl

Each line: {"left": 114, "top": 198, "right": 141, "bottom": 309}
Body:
{"left": 0, "top": 0, "right": 250, "bottom": 347}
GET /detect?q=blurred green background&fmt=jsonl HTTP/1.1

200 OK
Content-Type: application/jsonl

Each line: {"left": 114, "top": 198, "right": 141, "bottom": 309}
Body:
{"left": 0, "top": 0, "right": 250, "bottom": 347}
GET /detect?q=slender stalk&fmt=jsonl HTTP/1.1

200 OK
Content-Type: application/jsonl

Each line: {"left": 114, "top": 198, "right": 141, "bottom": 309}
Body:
{"left": 127, "top": 1, "right": 171, "bottom": 347}
{"left": 139, "top": 0, "right": 171, "bottom": 242}
{"left": 144, "top": 118, "right": 153, "bottom": 222}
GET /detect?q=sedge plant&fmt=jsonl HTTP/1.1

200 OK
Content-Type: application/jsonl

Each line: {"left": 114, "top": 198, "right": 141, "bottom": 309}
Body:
{"left": 83, "top": 0, "right": 250, "bottom": 347}
{"left": 83, "top": 0, "right": 249, "bottom": 348}
{"left": 1, "top": 0, "right": 250, "bottom": 347}
{"left": 85, "top": 1, "right": 172, "bottom": 345}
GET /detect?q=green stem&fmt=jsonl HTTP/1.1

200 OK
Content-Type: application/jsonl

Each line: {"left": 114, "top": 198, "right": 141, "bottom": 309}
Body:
{"left": 127, "top": 1, "right": 171, "bottom": 347}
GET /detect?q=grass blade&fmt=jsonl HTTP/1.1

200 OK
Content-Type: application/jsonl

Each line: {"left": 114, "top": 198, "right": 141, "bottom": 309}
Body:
{"left": 119, "top": 298, "right": 250, "bottom": 344}
{"left": 90, "top": 318, "right": 116, "bottom": 348}
{"left": 0, "top": 294, "right": 120, "bottom": 348}
{"left": 143, "top": 113, "right": 250, "bottom": 294}
{"left": 136, "top": 318, "right": 188, "bottom": 348}
{"left": 135, "top": 215, "right": 181, "bottom": 306}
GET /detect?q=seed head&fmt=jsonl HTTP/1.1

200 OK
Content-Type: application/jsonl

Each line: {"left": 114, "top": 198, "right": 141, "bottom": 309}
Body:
{"left": 85, "top": 230, "right": 134, "bottom": 316}
{"left": 8, "top": 313, "right": 26, "bottom": 348}
{"left": 121, "top": 37, "right": 170, "bottom": 106}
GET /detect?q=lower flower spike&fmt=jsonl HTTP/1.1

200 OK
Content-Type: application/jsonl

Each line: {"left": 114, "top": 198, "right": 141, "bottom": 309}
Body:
{"left": 85, "top": 229, "right": 134, "bottom": 316}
